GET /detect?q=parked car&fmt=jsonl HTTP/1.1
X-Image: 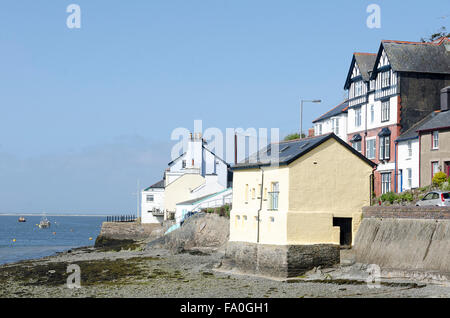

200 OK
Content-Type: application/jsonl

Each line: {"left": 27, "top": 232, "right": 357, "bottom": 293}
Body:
{"left": 416, "top": 191, "right": 450, "bottom": 207}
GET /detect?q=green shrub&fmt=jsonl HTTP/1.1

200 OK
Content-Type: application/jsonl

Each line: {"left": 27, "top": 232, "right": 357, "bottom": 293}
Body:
{"left": 400, "top": 192, "right": 414, "bottom": 202}
{"left": 432, "top": 172, "right": 448, "bottom": 187}
{"left": 380, "top": 192, "right": 398, "bottom": 204}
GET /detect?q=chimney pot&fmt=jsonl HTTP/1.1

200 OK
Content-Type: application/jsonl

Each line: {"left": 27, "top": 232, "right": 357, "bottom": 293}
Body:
{"left": 441, "top": 86, "right": 450, "bottom": 111}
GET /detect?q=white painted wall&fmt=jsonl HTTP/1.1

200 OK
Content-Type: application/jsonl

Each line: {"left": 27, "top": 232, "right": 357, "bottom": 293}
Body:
{"left": 397, "top": 139, "right": 420, "bottom": 192}
{"left": 141, "top": 188, "right": 165, "bottom": 224}
{"left": 347, "top": 94, "right": 398, "bottom": 135}
{"left": 314, "top": 113, "right": 348, "bottom": 141}
{"left": 175, "top": 188, "right": 233, "bottom": 222}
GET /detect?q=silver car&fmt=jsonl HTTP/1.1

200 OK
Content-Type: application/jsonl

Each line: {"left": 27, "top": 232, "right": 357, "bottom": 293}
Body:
{"left": 416, "top": 191, "right": 450, "bottom": 207}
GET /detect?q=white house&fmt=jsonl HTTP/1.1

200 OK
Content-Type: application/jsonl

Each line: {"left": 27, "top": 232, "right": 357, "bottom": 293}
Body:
{"left": 174, "top": 188, "right": 232, "bottom": 224}
{"left": 312, "top": 100, "right": 348, "bottom": 141}
{"left": 141, "top": 179, "right": 165, "bottom": 224}
{"left": 141, "top": 132, "right": 231, "bottom": 224}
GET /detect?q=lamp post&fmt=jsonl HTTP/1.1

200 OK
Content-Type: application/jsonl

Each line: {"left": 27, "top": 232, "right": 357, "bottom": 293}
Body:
{"left": 300, "top": 99, "right": 322, "bottom": 139}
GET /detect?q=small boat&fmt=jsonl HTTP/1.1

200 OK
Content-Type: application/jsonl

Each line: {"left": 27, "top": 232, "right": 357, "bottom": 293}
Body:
{"left": 39, "top": 216, "right": 51, "bottom": 229}
{"left": 18, "top": 217, "right": 26, "bottom": 222}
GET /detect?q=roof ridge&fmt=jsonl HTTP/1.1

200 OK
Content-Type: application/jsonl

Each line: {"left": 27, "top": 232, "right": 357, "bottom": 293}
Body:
{"left": 312, "top": 100, "right": 348, "bottom": 123}
{"left": 382, "top": 37, "right": 449, "bottom": 46}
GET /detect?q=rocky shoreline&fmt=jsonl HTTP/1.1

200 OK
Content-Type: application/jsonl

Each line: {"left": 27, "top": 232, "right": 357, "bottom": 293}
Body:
{"left": 1, "top": 240, "right": 450, "bottom": 298}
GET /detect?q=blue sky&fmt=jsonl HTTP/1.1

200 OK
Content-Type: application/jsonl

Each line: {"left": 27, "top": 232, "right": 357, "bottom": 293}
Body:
{"left": 0, "top": 0, "right": 448, "bottom": 214}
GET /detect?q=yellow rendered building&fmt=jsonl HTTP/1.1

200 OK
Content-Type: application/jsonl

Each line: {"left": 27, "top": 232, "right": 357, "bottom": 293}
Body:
{"left": 230, "top": 133, "right": 376, "bottom": 247}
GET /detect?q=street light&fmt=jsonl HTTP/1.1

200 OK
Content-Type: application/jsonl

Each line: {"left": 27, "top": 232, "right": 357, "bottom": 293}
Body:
{"left": 300, "top": 99, "right": 322, "bottom": 139}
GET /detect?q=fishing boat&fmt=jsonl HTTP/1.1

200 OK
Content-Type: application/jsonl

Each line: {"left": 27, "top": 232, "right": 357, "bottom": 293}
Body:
{"left": 39, "top": 216, "right": 51, "bottom": 229}
{"left": 18, "top": 217, "right": 26, "bottom": 222}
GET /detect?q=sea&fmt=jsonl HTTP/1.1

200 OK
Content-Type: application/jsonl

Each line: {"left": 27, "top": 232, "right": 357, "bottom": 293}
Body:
{"left": 0, "top": 215, "right": 105, "bottom": 265}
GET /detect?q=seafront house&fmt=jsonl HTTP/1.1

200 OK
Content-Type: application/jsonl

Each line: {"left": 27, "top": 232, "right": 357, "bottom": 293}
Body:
{"left": 312, "top": 100, "right": 348, "bottom": 141}
{"left": 141, "top": 132, "right": 232, "bottom": 224}
{"left": 417, "top": 87, "right": 450, "bottom": 186}
{"left": 141, "top": 180, "right": 165, "bottom": 224}
{"left": 223, "top": 133, "right": 376, "bottom": 278}
{"left": 344, "top": 37, "right": 450, "bottom": 196}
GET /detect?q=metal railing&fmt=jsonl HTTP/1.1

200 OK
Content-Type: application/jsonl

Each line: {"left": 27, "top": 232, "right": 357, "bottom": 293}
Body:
{"left": 106, "top": 215, "right": 137, "bottom": 223}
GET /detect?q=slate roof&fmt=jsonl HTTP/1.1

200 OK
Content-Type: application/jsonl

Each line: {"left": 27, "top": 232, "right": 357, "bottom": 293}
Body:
{"left": 231, "top": 133, "right": 376, "bottom": 170}
{"left": 144, "top": 179, "right": 165, "bottom": 191}
{"left": 416, "top": 110, "right": 450, "bottom": 132}
{"left": 344, "top": 53, "right": 377, "bottom": 89}
{"left": 396, "top": 110, "right": 450, "bottom": 142}
{"left": 312, "top": 100, "right": 348, "bottom": 123}
{"left": 396, "top": 112, "right": 436, "bottom": 142}
{"left": 354, "top": 53, "right": 378, "bottom": 82}
{"left": 371, "top": 38, "right": 450, "bottom": 78}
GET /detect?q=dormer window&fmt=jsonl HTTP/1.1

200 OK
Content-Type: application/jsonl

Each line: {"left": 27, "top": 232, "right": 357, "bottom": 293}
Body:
{"left": 182, "top": 160, "right": 186, "bottom": 168}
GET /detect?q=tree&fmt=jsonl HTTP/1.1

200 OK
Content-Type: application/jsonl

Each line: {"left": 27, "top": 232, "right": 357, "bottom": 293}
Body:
{"left": 421, "top": 26, "right": 450, "bottom": 42}
{"left": 283, "top": 133, "right": 305, "bottom": 141}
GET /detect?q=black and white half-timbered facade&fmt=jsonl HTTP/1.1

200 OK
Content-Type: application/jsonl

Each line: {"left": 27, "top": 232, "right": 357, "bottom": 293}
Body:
{"left": 341, "top": 37, "right": 450, "bottom": 196}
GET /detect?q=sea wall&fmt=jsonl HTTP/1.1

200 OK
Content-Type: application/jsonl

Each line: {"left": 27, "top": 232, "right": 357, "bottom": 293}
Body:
{"left": 220, "top": 241, "right": 340, "bottom": 278}
{"left": 97, "top": 222, "right": 162, "bottom": 241}
{"left": 354, "top": 206, "right": 450, "bottom": 275}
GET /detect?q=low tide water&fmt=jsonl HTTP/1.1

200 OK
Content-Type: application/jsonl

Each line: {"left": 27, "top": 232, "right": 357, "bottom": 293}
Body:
{"left": 0, "top": 215, "right": 105, "bottom": 265}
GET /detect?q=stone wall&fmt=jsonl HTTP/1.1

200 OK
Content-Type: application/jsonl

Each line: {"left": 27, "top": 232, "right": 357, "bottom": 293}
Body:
{"left": 362, "top": 206, "right": 450, "bottom": 220}
{"left": 221, "top": 241, "right": 340, "bottom": 278}
{"left": 354, "top": 206, "right": 450, "bottom": 274}
{"left": 98, "top": 222, "right": 162, "bottom": 241}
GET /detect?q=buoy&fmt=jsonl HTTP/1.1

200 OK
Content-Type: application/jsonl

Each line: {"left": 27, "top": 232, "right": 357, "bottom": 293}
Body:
{"left": 53, "top": 232, "right": 56, "bottom": 235}
{"left": 12, "top": 239, "right": 16, "bottom": 242}
{"left": 89, "top": 237, "right": 93, "bottom": 241}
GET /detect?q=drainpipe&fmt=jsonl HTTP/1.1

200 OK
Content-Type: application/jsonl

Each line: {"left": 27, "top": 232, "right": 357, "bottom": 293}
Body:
{"left": 257, "top": 166, "right": 265, "bottom": 243}
{"left": 394, "top": 140, "right": 398, "bottom": 193}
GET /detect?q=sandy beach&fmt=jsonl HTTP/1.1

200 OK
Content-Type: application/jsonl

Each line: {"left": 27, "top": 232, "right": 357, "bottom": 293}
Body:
{"left": 1, "top": 241, "right": 450, "bottom": 298}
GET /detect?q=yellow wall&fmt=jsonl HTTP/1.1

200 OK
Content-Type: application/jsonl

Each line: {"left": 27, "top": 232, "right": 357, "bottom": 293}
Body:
{"left": 164, "top": 174, "right": 205, "bottom": 212}
{"left": 230, "top": 137, "right": 373, "bottom": 246}
{"left": 230, "top": 166, "right": 290, "bottom": 244}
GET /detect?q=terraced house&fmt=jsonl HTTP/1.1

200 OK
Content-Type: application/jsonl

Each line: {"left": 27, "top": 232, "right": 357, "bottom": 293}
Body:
{"left": 343, "top": 37, "right": 450, "bottom": 196}
{"left": 312, "top": 100, "right": 348, "bottom": 141}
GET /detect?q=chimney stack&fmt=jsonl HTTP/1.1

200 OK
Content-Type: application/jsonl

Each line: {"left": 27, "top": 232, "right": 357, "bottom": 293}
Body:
{"left": 441, "top": 86, "right": 450, "bottom": 111}
{"left": 308, "top": 128, "right": 315, "bottom": 138}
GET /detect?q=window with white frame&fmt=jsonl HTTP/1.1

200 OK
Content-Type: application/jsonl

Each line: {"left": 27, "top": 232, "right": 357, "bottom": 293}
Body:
{"left": 381, "top": 100, "right": 390, "bottom": 122}
{"left": 269, "top": 182, "right": 279, "bottom": 211}
{"left": 146, "top": 195, "right": 154, "bottom": 202}
{"left": 333, "top": 118, "right": 340, "bottom": 135}
{"left": 370, "top": 105, "right": 375, "bottom": 123}
{"left": 381, "top": 173, "right": 391, "bottom": 194}
{"left": 355, "top": 81, "right": 363, "bottom": 96}
{"left": 352, "top": 141, "right": 362, "bottom": 152}
{"left": 408, "top": 141, "right": 412, "bottom": 158}
{"left": 315, "top": 124, "right": 322, "bottom": 136}
{"left": 381, "top": 70, "right": 391, "bottom": 88}
{"left": 366, "top": 139, "right": 376, "bottom": 159}
{"left": 432, "top": 162, "right": 440, "bottom": 177}
{"left": 379, "top": 136, "right": 390, "bottom": 160}
{"left": 355, "top": 107, "right": 362, "bottom": 127}
{"left": 407, "top": 168, "right": 412, "bottom": 189}
{"left": 432, "top": 131, "right": 439, "bottom": 149}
